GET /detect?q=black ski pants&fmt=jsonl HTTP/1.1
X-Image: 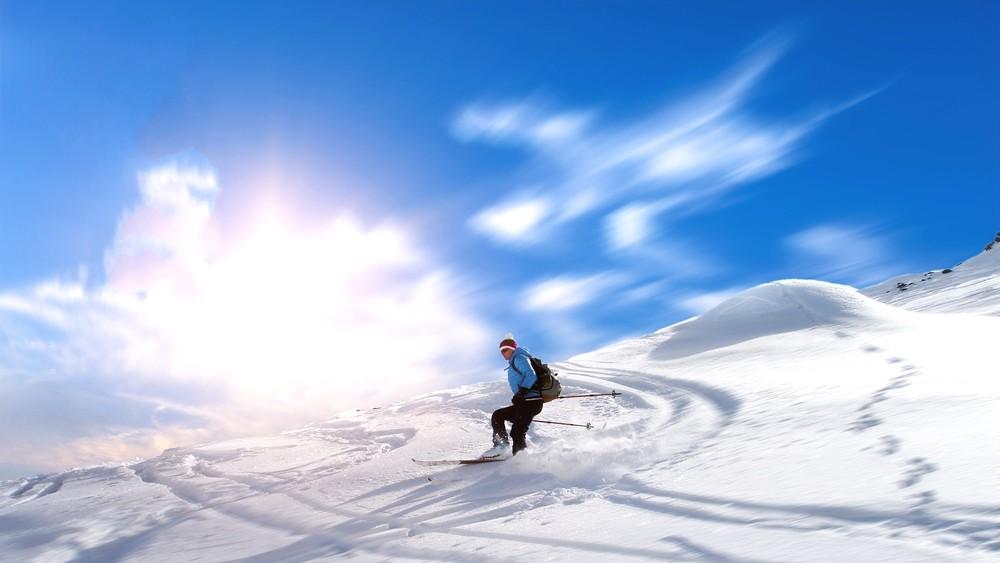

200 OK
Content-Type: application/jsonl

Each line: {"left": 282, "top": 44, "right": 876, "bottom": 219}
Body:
{"left": 491, "top": 399, "right": 543, "bottom": 455}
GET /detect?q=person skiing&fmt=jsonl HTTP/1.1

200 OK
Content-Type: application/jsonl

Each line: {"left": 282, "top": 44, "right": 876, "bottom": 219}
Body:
{"left": 482, "top": 334, "right": 544, "bottom": 459}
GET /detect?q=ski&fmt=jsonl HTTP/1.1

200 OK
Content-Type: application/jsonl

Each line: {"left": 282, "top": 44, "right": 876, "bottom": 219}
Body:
{"left": 412, "top": 457, "right": 507, "bottom": 466}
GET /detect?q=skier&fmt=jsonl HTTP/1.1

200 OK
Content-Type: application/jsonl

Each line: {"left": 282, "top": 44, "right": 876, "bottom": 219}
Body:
{"left": 482, "top": 334, "right": 544, "bottom": 458}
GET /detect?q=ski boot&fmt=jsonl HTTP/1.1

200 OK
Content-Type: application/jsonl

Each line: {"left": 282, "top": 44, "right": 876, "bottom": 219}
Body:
{"left": 480, "top": 433, "right": 512, "bottom": 460}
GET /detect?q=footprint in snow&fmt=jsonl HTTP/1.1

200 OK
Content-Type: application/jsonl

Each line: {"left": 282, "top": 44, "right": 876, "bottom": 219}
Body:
{"left": 885, "top": 375, "right": 912, "bottom": 390}
{"left": 899, "top": 457, "right": 939, "bottom": 489}
{"left": 909, "top": 490, "right": 937, "bottom": 510}
{"left": 877, "top": 435, "right": 901, "bottom": 456}
{"left": 849, "top": 412, "right": 883, "bottom": 432}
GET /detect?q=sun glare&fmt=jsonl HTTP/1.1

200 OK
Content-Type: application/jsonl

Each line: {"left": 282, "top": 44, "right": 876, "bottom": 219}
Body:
{"left": 87, "top": 166, "right": 493, "bottom": 430}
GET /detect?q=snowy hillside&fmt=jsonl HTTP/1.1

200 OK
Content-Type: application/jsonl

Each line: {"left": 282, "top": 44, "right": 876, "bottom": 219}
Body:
{"left": 863, "top": 232, "right": 1000, "bottom": 315}
{"left": 3, "top": 243, "right": 1000, "bottom": 561}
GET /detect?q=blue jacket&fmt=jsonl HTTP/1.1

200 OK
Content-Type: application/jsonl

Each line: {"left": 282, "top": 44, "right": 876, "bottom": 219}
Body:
{"left": 506, "top": 347, "right": 540, "bottom": 397}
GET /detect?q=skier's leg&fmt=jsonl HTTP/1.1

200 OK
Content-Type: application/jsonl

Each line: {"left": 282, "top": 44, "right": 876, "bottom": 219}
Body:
{"left": 491, "top": 405, "right": 515, "bottom": 444}
{"left": 510, "top": 402, "right": 544, "bottom": 455}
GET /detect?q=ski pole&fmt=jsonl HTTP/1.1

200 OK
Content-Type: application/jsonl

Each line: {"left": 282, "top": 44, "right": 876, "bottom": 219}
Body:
{"left": 533, "top": 419, "right": 593, "bottom": 430}
{"left": 526, "top": 390, "right": 621, "bottom": 402}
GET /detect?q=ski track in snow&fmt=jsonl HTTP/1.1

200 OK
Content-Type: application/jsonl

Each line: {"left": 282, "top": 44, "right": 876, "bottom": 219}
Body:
{"left": 119, "top": 362, "right": 756, "bottom": 562}
{"left": 0, "top": 362, "right": 754, "bottom": 562}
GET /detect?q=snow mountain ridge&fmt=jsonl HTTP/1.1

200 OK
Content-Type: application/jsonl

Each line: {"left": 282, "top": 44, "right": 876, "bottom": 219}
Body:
{"left": 2, "top": 233, "right": 999, "bottom": 561}
{"left": 863, "top": 231, "right": 1000, "bottom": 316}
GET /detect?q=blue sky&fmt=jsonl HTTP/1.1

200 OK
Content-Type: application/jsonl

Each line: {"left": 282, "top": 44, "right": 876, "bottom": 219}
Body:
{"left": 0, "top": 2, "right": 997, "bottom": 478}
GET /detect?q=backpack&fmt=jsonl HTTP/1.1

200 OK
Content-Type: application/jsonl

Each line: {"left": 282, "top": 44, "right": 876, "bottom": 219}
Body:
{"left": 527, "top": 355, "right": 562, "bottom": 402}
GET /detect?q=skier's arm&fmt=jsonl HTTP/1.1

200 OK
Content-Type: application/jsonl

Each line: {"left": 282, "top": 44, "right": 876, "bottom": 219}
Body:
{"left": 506, "top": 367, "right": 519, "bottom": 394}
{"left": 512, "top": 354, "right": 537, "bottom": 389}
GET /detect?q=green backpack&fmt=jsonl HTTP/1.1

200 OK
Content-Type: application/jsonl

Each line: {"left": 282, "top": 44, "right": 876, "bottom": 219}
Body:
{"left": 527, "top": 355, "right": 562, "bottom": 402}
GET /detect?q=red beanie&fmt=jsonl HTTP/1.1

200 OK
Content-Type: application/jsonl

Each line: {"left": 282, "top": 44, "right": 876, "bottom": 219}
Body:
{"left": 499, "top": 337, "right": 517, "bottom": 352}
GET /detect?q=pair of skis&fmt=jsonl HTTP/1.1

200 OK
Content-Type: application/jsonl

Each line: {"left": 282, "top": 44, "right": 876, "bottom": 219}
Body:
{"left": 412, "top": 390, "right": 621, "bottom": 466}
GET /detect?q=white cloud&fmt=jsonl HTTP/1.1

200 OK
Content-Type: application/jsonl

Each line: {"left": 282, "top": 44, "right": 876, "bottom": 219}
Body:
{"left": 452, "top": 102, "right": 531, "bottom": 143}
{"left": 454, "top": 35, "right": 877, "bottom": 252}
{"left": 621, "top": 280, "right": 670, "bottom": 304}
{"left": 0, "top": 293, "right": 71, "bottom": 328}
{"left": 452, "top": 100, "right": 594, "bottom": 148}
{"left": 0, "top": 162, "right": 495, "bottom": 475}
{"left": 521, "top": 273, "right": 627, "bottom": 312}
{"left": 605, "top": 204, "right": 656, "bottom": 250}
{"left": 469, "top": 196, "right": 551, "bottom": 244}
{"left": 103, "top": 164, "right": 220, "bottom": 296}
{"left": 785, "top": 224, "right": 899, "bottom": 286}
{"left": 604, "top": 195, "right": 690, "bottom": 250}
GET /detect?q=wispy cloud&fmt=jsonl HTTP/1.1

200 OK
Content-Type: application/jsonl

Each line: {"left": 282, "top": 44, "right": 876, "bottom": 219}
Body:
{"left": 602, "top": 195, "right": 693, "bottom": 251}
{"left": 468, "top": 195, "right": 552, "bottom": 244}
{"left": 453, "top": 34, "right": 878, "bottom": 252}
{"left": 0, "top": 161, "right": 496, "bottom": 476}
{"left": 452, "top": 99, "right": 595, "bottom": 148}
{"left": 521, "top": 273, "right": 629, "bottom": 312}
{"left": 784, "top": 223, "right": 900, "bottom": 286}
{"left": 621, "top": 280, "right": 671, "bottom": 304}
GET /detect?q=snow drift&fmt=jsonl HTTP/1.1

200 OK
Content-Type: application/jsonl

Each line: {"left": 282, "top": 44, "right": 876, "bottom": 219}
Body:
{"left": 653, "top": 279, "right": 910, "bottom": 360}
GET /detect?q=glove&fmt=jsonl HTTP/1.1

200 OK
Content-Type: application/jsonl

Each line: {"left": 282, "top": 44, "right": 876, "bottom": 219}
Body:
{"left": 512, "top": 387, "right": 530, "bottom": 406}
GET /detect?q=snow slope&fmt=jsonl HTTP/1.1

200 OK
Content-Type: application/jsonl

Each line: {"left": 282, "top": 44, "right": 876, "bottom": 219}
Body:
{"left": 3, "top": 246, "right": 1000, "bottom": 561}
{"left": 863, "top": 236, "right": 1000, "bottom": 315}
